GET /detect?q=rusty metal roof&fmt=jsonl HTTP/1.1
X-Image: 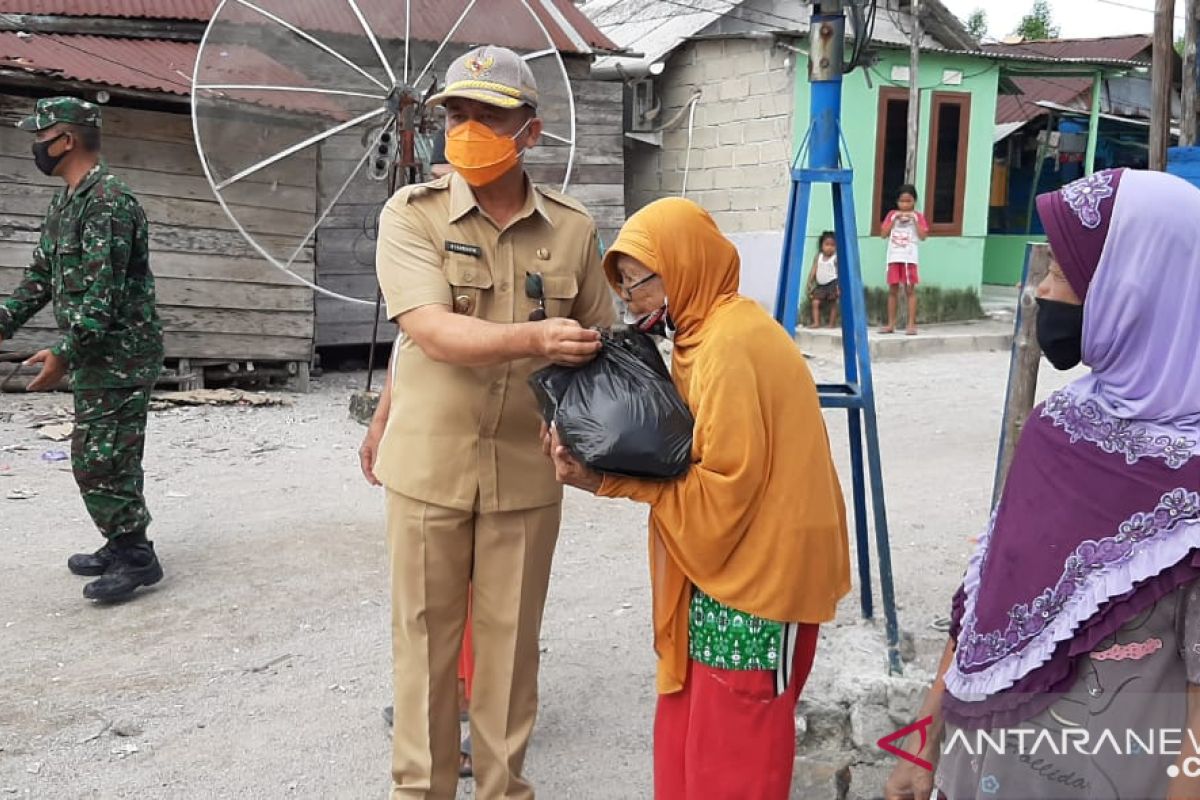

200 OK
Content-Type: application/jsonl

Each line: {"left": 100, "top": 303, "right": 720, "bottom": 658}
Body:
{"left": 981, "top": 35, "right": 1152, "bottom": 63}
{"left": 0, "top": 32, "right": 352, "bottom": 117}
{"left": 982, "top": 36, "right": 1153, "bottom": 126}
{"left": 0, "top": 1, "right": 216, "bottom": 20}
{"left": 995, "top": 76, "right": 1093, "bottom": 126}
{"left": 0, "top": 0, "right": 616, "bottom": 54}
{"left": 0, "top": 31, "right": 194, "bottom": 93}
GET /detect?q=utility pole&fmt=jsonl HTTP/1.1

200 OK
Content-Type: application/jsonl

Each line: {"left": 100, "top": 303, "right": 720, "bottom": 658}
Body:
{"left": 1150, "top": 0, "right": 1174, "bottom": 168}
{"left": 1183, "top": 0, "right": 1200, "bottom": 146}
{"left": 905, "top": 0, "right": 921, "bottom": 184}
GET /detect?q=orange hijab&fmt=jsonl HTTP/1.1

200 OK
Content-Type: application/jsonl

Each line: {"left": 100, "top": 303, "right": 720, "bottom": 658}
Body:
{"left": 600, "top": 198, "right": 850, "bottom": 694}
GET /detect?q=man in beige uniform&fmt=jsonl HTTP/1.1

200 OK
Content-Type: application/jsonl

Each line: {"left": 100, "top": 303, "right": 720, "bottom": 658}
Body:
{"left": 373, "top": 46, "right": 615, "bottom": 799}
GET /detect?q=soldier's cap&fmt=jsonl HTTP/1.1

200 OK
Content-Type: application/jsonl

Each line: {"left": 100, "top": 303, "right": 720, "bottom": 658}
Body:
{"left": 426, "top": 46, "right": 539, "bottom": 112}
{"left": 17, "top": 96, "right": 102, "bottom": 132}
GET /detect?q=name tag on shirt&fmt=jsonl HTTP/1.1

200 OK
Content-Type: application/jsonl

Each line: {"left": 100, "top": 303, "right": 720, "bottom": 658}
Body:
{"left": 445, "top": 241, "right": 482, "bottom": 258}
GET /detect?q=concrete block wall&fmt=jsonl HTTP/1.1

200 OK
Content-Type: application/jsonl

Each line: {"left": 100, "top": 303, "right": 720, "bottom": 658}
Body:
{"left": 626, "top": 37, "right": 796, "bottom": 234}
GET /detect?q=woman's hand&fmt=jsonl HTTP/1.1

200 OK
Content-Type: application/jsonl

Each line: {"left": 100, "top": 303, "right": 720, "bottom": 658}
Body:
{"left": 883, "top": 758, "right": 937, "bottom": 800}
{"left": 549, "top": 427, "right": 603, "bottom": 494}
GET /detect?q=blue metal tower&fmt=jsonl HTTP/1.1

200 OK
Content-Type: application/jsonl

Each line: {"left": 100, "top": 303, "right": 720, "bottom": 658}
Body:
{"left": 774, "top": 0, "right": 900, "bottom": 673}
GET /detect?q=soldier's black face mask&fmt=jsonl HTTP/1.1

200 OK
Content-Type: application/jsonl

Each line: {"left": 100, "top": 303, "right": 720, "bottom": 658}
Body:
{"left": 32, "top": 133, "right": 69, "bottom": 176}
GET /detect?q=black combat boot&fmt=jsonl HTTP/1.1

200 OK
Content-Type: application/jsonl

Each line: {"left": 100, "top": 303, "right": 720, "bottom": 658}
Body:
{"left": 83, "top": 540, "right": 163, "bottom": 601}
{"left": 67, "top": 543, "right": 117, "bottom": 576}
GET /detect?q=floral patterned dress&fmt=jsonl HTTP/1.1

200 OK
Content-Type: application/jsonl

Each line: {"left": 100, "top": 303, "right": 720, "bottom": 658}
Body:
{"left": 936, "top": 581, "right": 1200, "bottom": 799}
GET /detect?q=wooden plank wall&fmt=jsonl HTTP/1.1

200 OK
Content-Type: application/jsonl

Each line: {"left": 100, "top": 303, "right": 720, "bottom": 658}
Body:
{"left": 529, "top": 56, "right": 626, "bottom": 246}
{"left": 314, "top": 130, "right": 393, "bottom": 349}
{"left": 0, "top": 93, "right": 316, "bottom": 362}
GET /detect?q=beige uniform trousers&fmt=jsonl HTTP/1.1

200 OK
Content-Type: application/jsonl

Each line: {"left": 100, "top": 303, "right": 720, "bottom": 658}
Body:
{"left": 387, "top": 490, "right": 561, "bottom": 800}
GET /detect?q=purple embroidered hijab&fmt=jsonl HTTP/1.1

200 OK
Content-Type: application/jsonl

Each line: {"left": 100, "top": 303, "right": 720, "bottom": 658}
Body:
{"left": 942, "top": 170, "right": 1200, "bottom": 728}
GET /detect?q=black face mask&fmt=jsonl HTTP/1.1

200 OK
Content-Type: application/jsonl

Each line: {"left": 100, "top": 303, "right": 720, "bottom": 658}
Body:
{"left": 1035, "top": 298, "right": 1084, "bottom": 370}
{"left": 32, "top": 133, "right": 68, "bottom": 177}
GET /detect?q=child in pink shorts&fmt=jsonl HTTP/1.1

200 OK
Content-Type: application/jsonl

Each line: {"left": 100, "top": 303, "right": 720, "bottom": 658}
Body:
{"left": 880, "top": 183, "right": 929, "bottom": 335}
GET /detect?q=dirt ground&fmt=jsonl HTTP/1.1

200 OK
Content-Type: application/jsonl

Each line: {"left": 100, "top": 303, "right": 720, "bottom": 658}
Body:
{"left": 0, "top": 352, "right": 1077, "bottom": 799}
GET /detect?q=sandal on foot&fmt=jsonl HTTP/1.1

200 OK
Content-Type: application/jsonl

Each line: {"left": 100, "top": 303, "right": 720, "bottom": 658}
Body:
{"left": 460, "top": 735, "right": 473, "bottom": 778}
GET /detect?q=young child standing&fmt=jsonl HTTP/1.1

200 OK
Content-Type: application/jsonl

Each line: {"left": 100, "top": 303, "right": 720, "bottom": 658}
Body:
{"left": 806, "top": 231, "right": 840, "bottom": 328}
{"left": 880, "top": 184, "right": 929, "bottom": 335}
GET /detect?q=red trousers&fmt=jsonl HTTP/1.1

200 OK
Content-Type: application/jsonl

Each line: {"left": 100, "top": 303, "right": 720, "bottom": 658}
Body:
{"left": 458, "top": 590, "right": 474, "bottom": 700}
{"left": 654, "top": 624, "right": 819, "bottom": 800}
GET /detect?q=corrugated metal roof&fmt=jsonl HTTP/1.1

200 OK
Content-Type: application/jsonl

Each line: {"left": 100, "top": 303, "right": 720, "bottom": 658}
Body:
{"left": 872, "top": 40, "right": 1150, "bottom": 69}
{"left": 1035, "top": 99, "right": 1178, "bottom": 136}
{"left": 0, "top": 0, "right": 615, "bottom": 54}
{"left": 996, "top": 76, "right": 1092, "bottom": 125}
{"left": 981, "top": 35, "right": 1152, "bottom": 63}
{"left": 581, "top": 0, "right": 874, "bottom": 75}
{"left": 0, "top": 32, "right": 350, "bottom": 117}
{"left": 980, "top": 37, "right": 1153, "bottom": 126}
{"left": 582, "top": 0, "right": 977, "bottom": 77}
{"left": 0, "top": 0, "right": 216, "bottom": 20}
{"left": 994, "top": 119, "right": 1029, "bottom": 144}
{"left": 581, "top": 0, "right": 724, "bottom": 71}
{"left": 0, "top": 32, "right": 194, "bottom": 93}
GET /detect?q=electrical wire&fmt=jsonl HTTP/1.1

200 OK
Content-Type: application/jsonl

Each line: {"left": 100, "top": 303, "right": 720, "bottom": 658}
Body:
{"left": 680, "top": 93, "right": 701, "bottom": 198}
{"left": 611, "top": 0, "right": 808, "bottom": 33}
{"left": 1095, "top": 0, "right": 1185, "bottom": 20}
{"left": 847, "top": 0, "right": 879, "bottom": 73}
{"left": 887, "top": 5, "right": 913, "bottom": 40}
{"left": 654, "top": 89, "right": 702, "bottom": 131}
{"left": 846, "top": 1, "right": 866, "bottom": 72}
{"left": 868, "top": 61, "right": 999, "bottom": 91}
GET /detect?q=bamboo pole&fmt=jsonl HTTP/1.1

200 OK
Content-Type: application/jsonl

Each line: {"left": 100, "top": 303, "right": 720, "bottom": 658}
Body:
{"left": 1150, "top": 0, "right": 1175, "bottom": 169}
{"left": 992, "top": 243, "right": 1052, "bottom": 506}
{"left": 1182, "top": 0, "right": 1199, "bottom": 147}
{"left": 905, "top": 0, "right": 921, "bottom": 185}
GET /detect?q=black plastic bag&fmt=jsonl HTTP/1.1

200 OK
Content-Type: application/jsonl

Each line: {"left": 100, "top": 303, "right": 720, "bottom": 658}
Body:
{"left": 529, "top": 327, "right": 694, "bottom": 479}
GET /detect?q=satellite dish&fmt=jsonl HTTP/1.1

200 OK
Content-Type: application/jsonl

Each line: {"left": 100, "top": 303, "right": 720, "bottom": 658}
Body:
{"left": 191, "top": 0, "right": 580, "bottom": 306}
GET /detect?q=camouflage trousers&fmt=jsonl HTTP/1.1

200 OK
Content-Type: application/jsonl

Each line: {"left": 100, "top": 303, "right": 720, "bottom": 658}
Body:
{"left": 71, "top": 384, "right": 153, "bottom": 541}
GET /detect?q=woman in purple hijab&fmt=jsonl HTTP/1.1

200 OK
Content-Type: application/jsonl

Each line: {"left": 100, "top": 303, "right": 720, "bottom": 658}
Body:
{"left": 885, "top": 169, "right": 1200, "bottom": 800}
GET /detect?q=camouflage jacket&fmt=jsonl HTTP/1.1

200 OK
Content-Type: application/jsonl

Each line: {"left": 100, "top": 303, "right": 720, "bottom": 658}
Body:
{"left": 0, "top": 162, "right": 163, "bottom": 389}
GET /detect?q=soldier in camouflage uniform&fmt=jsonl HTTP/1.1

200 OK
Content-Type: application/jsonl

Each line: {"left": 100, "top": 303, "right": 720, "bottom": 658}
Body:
{"left": 0, "top": 97, "right": 165, "bottom": 602}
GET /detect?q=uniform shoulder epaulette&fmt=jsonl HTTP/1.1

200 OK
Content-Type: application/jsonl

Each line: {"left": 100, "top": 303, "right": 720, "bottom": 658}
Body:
{"left": 397, "top": 173, "right": 453, "bottom": 205}
{"left": 536, "top": 185, "right": 591, "bottom": 217}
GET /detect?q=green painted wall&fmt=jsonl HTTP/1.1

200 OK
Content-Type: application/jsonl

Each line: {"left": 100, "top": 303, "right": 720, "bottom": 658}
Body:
{"left": 983, "top": 235, "right": 1046, "bottom": 286}
{"left": 792, "top": 50, "right": 1000, "bottom": 291}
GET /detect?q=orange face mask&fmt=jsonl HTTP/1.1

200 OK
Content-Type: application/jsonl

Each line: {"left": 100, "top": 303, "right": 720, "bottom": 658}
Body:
{"left": 444, "top": 119, "right": 531, "bottom": 187}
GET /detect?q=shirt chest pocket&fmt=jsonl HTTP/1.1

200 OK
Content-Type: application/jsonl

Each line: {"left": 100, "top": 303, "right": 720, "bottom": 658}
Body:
{"left": 54, "top": 235, "right": 90, "bottom": 295}
{"left": 444, "top": 255, "right": 493, "bottom": 317}
{"left": 539, "top": 272, "right": 578, "bottom": 319}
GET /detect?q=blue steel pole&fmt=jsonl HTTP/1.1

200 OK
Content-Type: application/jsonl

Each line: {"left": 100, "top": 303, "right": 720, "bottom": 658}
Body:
{"left": 838, "top": 178, "right": 902, "bottom": 675}
{"left": 812, "top": 1, "right": 901, "bottom": 673}
{"left": 808, "top": 11, "right": 845, "bottom": 172}
{"left": 774, "top": 7, "right": 846, "bottom": 337}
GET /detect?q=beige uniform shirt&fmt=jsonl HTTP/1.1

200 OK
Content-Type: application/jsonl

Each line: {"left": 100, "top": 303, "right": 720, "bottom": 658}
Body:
{"left": 374, "top": 172, "right": 616, "bottom": 513}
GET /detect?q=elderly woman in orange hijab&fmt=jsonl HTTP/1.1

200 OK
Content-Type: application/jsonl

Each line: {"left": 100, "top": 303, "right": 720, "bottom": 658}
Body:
{"left": 548, "top": 198, "right": 850, "bottom": 799}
